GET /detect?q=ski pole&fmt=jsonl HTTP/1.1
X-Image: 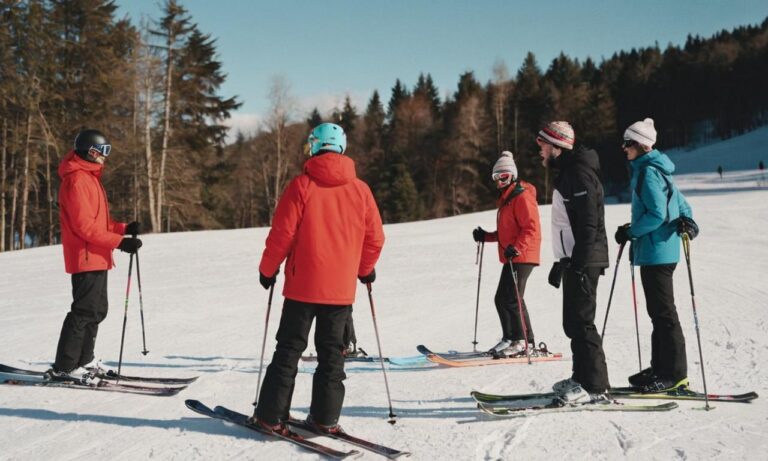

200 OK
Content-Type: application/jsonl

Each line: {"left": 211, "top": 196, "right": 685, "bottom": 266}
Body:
{"left": 116, "top": 252, "right": 135, "bottom": 382}
{"left": 682, "top": 233, "right": 711, "bottom": 410}
{"left": 508, "top": 261, "right": 531, "bottom": 365}
{"left": 630, "top": 260, "right": 643, "bottom": 372}
{"left": 472, "top": 242, "right": 484, "bottom": 351}
{"left": 252, "top": 283, "right": 275, "bottom": 407}
{"left": 135, "top": 247, "right": 149, "bottom": 356}
{"left": 601, "top": 241, "right": 626, "bottom": 339}
{"left": 366, "top": 282, "right": 397, "bottom": 424}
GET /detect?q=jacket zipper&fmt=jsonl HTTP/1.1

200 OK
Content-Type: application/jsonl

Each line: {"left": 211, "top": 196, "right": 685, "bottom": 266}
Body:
{"left": 559, "top": 230, "right": 567, "bottom": 256}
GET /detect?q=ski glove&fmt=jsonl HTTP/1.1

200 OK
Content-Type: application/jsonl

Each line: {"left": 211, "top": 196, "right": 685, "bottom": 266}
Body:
{"left": 677, "top": 216, "right": 699, "bottom": 240}
{"left": 472, "top": 226, "right": 487, "bottom": 243}
{"left": 548, "top": 262, "right": 562, "bottom": 288}
{"left": 118, "top": 237, "right": 142, "bottom": 254}
{"left": 125, "top": 221, "right": 141, "bottom": 236}
{"left": 358, "top": 269, "right": 376, "bottom": 284}
{"left": 615, "top": 223, "right": 631, "bottom": 245}
{"left": 504, "top": 245, "right": 520, "bottom": 260}
{"left": 259, "top": 269, "right": 279, "bottom": 290}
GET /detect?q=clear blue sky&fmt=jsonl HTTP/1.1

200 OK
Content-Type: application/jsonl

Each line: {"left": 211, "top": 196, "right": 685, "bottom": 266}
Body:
{"left": 115, "top": 0, "right": 767, "bottom": 137}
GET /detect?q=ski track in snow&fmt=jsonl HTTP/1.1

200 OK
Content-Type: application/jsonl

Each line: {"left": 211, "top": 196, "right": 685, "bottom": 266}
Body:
{"left": 609, "top": 420, "right": 633, "bottom": 456}
{"left": 477, "top": 419, "right": 531, "bottom": 460}
{"left": 2, "top": 140, "right": 768, "bottom": 459}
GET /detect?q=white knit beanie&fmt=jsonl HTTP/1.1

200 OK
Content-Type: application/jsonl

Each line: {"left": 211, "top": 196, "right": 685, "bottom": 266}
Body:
{"left": 624, "top": 118, "right": 657, "bottom": 147}
{"left": 493, "top": 151, "right": 518, "bottom": 179}
{"left": 538, "top": 121, "right": 575, "bottom": 150}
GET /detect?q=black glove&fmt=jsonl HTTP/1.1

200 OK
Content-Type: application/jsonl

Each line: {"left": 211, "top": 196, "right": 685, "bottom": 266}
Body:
{"left": 259, "top": 269, "right": 279, "bottom": 290}
{"left": 548, "top": 262, "right": 562, "bottom": 288}
{"left": 615, "top": 223, "right": 631, "bottom": 245}
{"left": 125, "top": 221, "right": 141, "bottom": 236}
{"left": 677, "top": 216, "right": 699, "bottom": 240}
{"left": 504, "top": 245, "right": 520, "bottom": 260}
{"left": 358, "top": 269, "right": 376, "bottom": 284}
{"left": 118, "top": 237, "right": 142, "bottom": 254}
{"left": 472, "top": 227, "right": 487, "bottom": 243}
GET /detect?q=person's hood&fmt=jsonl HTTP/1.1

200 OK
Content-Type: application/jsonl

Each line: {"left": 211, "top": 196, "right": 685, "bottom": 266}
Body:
{"left": 304, "top": 153, "right": 356, "bottom": 186}
{"left": 631, "top": 149, "right": 675, "bottom": 175}
{"left": 555, "top": 146, "right": 601, "bottom": 175}
{"left": 58, "top": 150, "right": 104, "bottom": 179}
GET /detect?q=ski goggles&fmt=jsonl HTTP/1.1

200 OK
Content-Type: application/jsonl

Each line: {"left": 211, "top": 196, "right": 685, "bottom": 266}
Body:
{"left": 88, "top": 143, "right": 112, "bottom": 157}
{"left": 492, "top": 172, "right": 513, "bottom": 183}
{"left": 622, "top": 139, "right": 638, "bottom": 149}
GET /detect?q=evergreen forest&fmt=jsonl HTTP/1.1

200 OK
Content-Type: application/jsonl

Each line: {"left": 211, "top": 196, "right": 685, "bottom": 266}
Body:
{"left": 1, "top": 1, "right": 767, "bottom": 250}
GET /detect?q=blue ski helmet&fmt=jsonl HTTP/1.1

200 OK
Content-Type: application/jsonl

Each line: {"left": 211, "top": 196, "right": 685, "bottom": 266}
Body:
{"left": 307, "top": 123, "right": 346, "bottom": 155}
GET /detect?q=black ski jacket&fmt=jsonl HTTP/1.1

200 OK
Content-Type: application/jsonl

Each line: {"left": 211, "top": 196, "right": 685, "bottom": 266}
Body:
{"left": 551, "top": 146, "right": 610, "bottom": 270}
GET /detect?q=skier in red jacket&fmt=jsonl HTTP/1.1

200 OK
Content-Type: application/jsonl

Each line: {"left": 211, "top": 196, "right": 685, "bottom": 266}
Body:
{"left": 473, "top": 151, "right": 542, "bottom": 356}
{"left": 48, "top": 129, "right": 142, "bottom": 384}
{"left": 253, "top": 123, "right": 385, "bottom": 435}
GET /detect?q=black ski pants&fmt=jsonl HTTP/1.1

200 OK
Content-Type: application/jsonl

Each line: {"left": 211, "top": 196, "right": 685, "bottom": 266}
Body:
{"left": 561, "top": 265, "right": 610, "bottom": 393}
{"left": 54, "top": 270, "right": 109, "bottom": 372}
{"left": 494, "top": 263, "right": 535, "bottom": 343}
{"left": 256, "top": 298, "right": 349, "bottom": 426}
{"left": 640, "top": 263, "right": 687, "bottom": 380}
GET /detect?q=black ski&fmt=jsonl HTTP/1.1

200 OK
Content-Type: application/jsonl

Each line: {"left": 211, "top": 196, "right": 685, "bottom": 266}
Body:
{"left": 0, "top": 364, "right": 185, "bottom": 396}
{"left": 184, "top": 400, "right": 359, "bottom": 459}
{"left": 608, "top": 386, "right": 758, "bottom": 402}
{"left": 98, "top": 369, "right": 197, "bottom": 384}
{"left": 472, "top": 386, "right": 759, "bottom": 404}
{"left": 477, "top": 399, "right": 678, "bottom": 416}
{"left": 285, "top": 417, "right": 410, "bottom": 459}
{"left": 1, "top": 376, "right": 183, "bottom": 396}
{"left": 0, "top": 363, "right": 195, "bottom": 385}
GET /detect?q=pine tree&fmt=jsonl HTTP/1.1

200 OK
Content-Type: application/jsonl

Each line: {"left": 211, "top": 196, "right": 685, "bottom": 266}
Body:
{"left": 337, "top": 95, "right": 358, "bottom": 134}
{"left": 151, "top": 0, "right": 193, "bottom": 232}
{"left": 306, "top": 107, "right": 323, "bottom": 128}
{"left": 387, "top": 79, "right": 409, "bottom": 123}
{"left": 414, "top": 73, "right": 441, "bottom": 117}
{"left": 174, "top": 27, "right": 241, "bottom": 151}
{"left": 357, "top": 91, "right": 386, "bottom": 186}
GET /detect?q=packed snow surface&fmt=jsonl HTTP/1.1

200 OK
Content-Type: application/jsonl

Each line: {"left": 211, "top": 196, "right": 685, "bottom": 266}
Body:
{"left": 1, "top": 136, "right": 767, "bottom": 460}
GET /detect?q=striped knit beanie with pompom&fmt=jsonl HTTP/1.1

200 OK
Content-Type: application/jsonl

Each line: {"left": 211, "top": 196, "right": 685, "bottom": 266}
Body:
{"left": 537, "top": 121, "right": 575, "bottom": 150}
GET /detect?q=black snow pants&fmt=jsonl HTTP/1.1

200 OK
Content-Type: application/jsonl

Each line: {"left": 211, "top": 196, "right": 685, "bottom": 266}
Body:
{"left": 54, "top": 270, "right": 109, "bottom": 372}
{"left": 561, "top": 265, "right": 610, "bottom": 393}
{"left": 494, "top": 263, "right": 535, "bottom": 343}
{"left": 640, "top": 263, "right": 687, "bottom": 380}
{"left": 256, "top": 298, "right": 349, "bottom": 426}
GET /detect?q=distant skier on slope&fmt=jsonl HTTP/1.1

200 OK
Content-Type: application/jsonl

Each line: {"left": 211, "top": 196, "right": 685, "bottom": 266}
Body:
{"left": 472, "top": 151, "right": 541, "bottom": 356}
{"left": 614, "top": 118, "right": 699, "bottom": 393}
{"left": 253, "top": 123, "right": 385, "bottom": 435}
{"left": 537, "top": 121, "right": 611, "bottom": 404}
{"left": 48, "top": 129, "right": 142, "bottom": 384}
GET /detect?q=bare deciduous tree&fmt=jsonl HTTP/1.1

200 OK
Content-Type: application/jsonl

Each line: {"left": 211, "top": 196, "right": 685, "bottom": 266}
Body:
{"left": 261, "top": 75, "right": 296, "bottom": 222}
{"left": 492, "top": 59, "right": 510, "bottom": 152}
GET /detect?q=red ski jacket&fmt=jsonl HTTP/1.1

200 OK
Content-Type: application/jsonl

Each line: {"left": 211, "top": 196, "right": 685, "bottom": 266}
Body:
{"left": 58, "top": 151, "right": 126, "bottom": 274}
{"left": 259, "top": 153, "right": 385, "bottom": 305}
{"left": 485, "top": 180, "right": 541, "bottom": 265}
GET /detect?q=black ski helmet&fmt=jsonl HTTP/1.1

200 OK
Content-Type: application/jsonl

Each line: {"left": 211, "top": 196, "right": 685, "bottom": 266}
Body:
{"left": 74, "top": 129, "right": 111, "bottom": 161}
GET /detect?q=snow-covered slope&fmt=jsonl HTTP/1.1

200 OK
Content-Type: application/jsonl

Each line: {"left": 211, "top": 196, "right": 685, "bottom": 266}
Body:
{"left": 2, "top": 147, "right": 768, "bottom": 460}
{"left": 666, "top": 125, "right": 768, "bottom": 174}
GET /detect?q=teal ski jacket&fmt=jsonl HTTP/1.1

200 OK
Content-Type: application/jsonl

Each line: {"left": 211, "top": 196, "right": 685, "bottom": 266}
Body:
{"left": 628, "top": 149, "right": 692, "bottom": 266}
